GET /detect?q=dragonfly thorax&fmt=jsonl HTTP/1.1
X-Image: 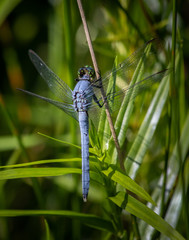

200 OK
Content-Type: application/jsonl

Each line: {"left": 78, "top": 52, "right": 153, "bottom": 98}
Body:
{"left": 72, "top": 80, "right": 93, "bottom": 112}
{"left": 73, "top": 92, "right": 88, "bottom": 112}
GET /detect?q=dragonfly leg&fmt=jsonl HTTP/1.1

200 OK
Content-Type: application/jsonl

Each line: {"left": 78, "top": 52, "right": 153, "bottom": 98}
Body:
{"left": 93, "top": 94, "right": 103, "bottom": 108}
{"left": 92, "top": 77, "right": 103, "bottom": 89}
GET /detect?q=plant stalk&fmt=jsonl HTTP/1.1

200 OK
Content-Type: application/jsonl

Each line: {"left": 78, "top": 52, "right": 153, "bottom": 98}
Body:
{"left": 171, "top": 0, "right": 189, "bottom": 238}
{"left": 76, "top": 0, "right": 124, "bottom": 170}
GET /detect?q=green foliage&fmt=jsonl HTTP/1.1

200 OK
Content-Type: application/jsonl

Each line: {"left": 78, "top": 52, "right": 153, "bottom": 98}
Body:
{"left": 0, "top": 0, "right": 188, "bottom": 239}
{"left": 110, "top": 192, "right": 185, "bottom": 240}
{"left": 0, "top": 0, "right": 21, "bottom": 25}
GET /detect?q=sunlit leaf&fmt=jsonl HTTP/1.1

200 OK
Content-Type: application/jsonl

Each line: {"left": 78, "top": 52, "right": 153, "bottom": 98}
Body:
{"left": 110, "top": 192, "right": 185, "bottom": 240}
{"left": 37, "top": 132, "right": 81, "bottom": 149}
{"left": 125, "top": 70, "right": 170, "bottom": 178}
{"left": 102, "top": 165, "right": 156, "bottom": 205}
{"left": 0, "top": 167, "right": 81, "bottom": 180}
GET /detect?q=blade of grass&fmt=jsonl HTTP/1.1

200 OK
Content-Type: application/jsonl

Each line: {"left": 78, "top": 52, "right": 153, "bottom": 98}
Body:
{"left": 98, "top": 57, "right": 118, "bottom": 152}
{"left": 77, "top": 0, "right": 123, "bottom": 169}
{"left": 0, "top": 167, "right": 81, "bottom": 180}
{"left": 38, "top": 131, "right": 97, "bottom": 155}
{"left": 125, "top": 69, "right": 170, "bottom": 177}
{"left": 37, "top": 132, "right": 81, "bottom": 149}
{"left": 44, "top": 219, "right": 51, "bottom": 240}
{"left": 0, "top": 210, "right": 114, "bottom": 233}
{"left": 170, "top": 0, "right": 188, "bottom": 238}
{"left": 139, "top": 111, "right": 189, "bottom": 238}
{"left": 0, "top": 158, "right": 81, "bottom": 169}
{"left": 0, "top": 166, "right": 103, "bottom": 185}
{"left": 110, "top": 191, "right": 185, "bottom": 240}
{"left": 102, "top": 165, "right": 156, "bottom": 205}
{"left": 108, "top": 39, "right": 155, "bottom": 160}
{"left": 160, "top": 174, "right": 189, "bottom": 240}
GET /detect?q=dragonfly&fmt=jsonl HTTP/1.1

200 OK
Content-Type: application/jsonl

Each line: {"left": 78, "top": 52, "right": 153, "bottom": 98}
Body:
{"left": 18, "top": 38, "right": 169, "bottom": 202}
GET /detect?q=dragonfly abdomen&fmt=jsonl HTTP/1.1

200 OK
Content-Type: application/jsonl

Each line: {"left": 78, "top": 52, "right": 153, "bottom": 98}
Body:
{"left": 79, "top": 112, "right": 90, "bottom": 202}
{"left": 72, "top": 80, "right": 93, "bottom": 202}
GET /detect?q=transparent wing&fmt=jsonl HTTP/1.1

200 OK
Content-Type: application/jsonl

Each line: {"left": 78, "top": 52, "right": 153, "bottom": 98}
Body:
{"left": 86, "top": 38, "right": 168, "bottom": 128}
{"left": 87, "top": 38, "right": 161, "bottom": 102}
{"left": 28, "top": 50, "right": 73, "bottom": 104}
{"left": 92, "top": 69, "right": 169, "bottom": 110}
{"left": 88, "top": 69, "right": 169, "bottom": 127}
{"left": 18, "top": 88, "right": 78, "bottom": 121}
{"left": 21, "top": 50, "right": 78, "bottom": 121}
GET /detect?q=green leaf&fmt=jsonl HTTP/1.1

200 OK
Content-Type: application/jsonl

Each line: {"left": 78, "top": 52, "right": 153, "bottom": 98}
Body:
{"left": 0, "top": 158, "right": 81, "bottom": 169}
{"left": 37, "top": 132, "right": 81, "bottom": 149}
{"left": 0, "top": 167, "right": 81, "bottom": 180}
{"left": 102, "top": 165, "right": 156, "bottom": 205}
{"left": 140, "top": 111, "right": 189, "bottom": 237}
{"left": 113, "top": 40, "right": 149, "bottom": 141}
{"left": 110, "top": 192, "right": 185, "bottom": 240}
{"left": 0, "top": 210, "right": 114, "bottom": 233}
{"left": 90, "top": 170, "right": 104, "bottom": 185}
{"left": 44, "top": 219, "right": 51, "bottom": 240}
{"left": 108, "top": 39, "right": 159, "bottom": 160}
{"left": 125, "top": 69, "right": 170, "bottom": 178}
{"left": 0, "top": 164, "right": 103, "bottom": 184}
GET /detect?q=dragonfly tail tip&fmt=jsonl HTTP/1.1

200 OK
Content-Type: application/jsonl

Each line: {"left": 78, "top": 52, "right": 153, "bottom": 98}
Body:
{"left": 83, "top": 195, "right": 88, "bottom": 202}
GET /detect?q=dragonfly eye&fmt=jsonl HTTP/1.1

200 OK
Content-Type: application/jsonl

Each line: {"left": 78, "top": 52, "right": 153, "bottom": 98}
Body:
{"left": 78, "top": 68, "right": 85, "bottom": 78}
{"left": 78, "top": 66, "right": 95, "bottom": 81}
{"left": 84, "top": 65, "right": 95, "bottom": 80}
{"left": 88, "top": 68, "right": 95, "bottom": 79}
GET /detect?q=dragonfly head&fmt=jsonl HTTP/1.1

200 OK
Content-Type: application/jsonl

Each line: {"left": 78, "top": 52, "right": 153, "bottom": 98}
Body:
{"left": 77, "top": 65, "right": 95, "bottom": 81}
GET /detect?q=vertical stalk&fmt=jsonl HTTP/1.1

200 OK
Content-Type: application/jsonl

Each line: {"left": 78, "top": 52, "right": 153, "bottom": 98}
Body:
{"left": 167, "top": 0, "right": 189, "bottom": 238}
{"left": 171, "top": 0, "right": 189, "bottom": 237}
{"left": 76, "top": 0, "right": 124, "bottom": 170}
{"left": 131, "top": 215, "right": 141, "bottom": 240}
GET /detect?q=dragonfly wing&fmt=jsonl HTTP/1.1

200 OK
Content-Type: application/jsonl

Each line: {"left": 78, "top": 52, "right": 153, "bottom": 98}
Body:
{"left": 28, "top": 50, "right": 73, "bottom": 104}
{"left": 88, "top": 68, "right": 170, "bottom": 151}
{"left": 87, "top": 68, "right": 169, "bottom": 140}
{"left": 18, "top": 88, "right": 78, "bottom": 122}
{"left": 87, "top": 38, "right": 167, "bottom": 114}
{"left": 90, "top": 38, "right": 161, "bottom": 103}
{"left": 90, "top": 69, "right": 169, "bottom": 115}
{"left": 95, "top": 68, "right": 170, "bottom": 112}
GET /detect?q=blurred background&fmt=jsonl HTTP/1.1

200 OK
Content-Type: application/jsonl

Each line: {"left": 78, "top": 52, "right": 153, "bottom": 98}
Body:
{"left": 0, "top": 0, "right": 188, "bottom": 239}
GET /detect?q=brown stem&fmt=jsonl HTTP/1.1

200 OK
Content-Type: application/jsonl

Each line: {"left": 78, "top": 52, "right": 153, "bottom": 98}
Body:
{"left": 76, "top": 0, "right": 124, "bottom": 170}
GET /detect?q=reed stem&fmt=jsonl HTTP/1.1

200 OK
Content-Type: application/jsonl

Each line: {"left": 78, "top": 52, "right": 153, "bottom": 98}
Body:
{"left": 76, "top": 0, "right": 124, "bottom": 170}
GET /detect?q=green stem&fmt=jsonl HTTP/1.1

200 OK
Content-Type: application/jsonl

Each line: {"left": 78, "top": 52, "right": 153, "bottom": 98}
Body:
{"left": 171, "top": 0, "right": 189, "bottom": 238}
{"left": 161, "top": 105, "right": 170, "bottom": 216}
{"left": 131, "top": 215, "right": 141, "bottom": 240}
{"left": 76, "top": 0, "right": 124, "bottom": 170}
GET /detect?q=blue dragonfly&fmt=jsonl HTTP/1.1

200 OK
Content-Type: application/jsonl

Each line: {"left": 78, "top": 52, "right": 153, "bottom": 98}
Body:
{"left": 18, "top": 38, "right": 169, "bottom": 202}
